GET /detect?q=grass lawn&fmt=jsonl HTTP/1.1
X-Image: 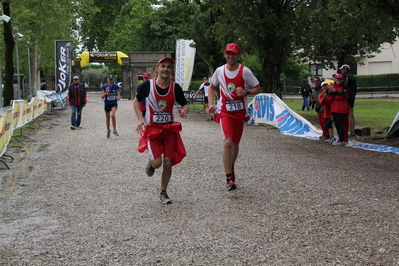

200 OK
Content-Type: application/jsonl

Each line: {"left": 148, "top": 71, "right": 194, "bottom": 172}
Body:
{"left": 283, "top": 98, "right": 399, "bottom": 136}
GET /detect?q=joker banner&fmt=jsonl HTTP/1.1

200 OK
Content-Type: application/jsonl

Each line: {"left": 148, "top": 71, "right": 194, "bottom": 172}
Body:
{"left": 55, "top": 40, "right": 73, "bottom": 103}
{"left": 175, "top": 39, "right": 196, "bottom": 91}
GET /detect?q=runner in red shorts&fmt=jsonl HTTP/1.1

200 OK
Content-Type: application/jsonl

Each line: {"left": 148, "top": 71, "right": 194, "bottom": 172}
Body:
{"left": 133, "top": 57, "right": 189, "bottom": 204}
{"left": 208, "top": 43, "right": 262, "bottom": 191}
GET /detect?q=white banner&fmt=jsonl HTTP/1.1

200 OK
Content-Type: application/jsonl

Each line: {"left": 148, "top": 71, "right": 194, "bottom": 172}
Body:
{"left": 175, "top": 39, "right": 196, "bottom": 91}
{"left": 248, "top": 93, "right": 322, "bottom": 139}
{"left": 247, "top": 93, "right": 399, "bottom": 154}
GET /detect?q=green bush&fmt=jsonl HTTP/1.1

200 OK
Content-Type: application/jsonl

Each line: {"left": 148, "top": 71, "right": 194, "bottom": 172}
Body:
{"left": 188, "top": 80, "right": 203, "bottom": 91}
{"left": 356, "top": 73, "right": 399, "bottom": 90}
{"left": 283, "top": 73, "right": 399, "bottom": 93}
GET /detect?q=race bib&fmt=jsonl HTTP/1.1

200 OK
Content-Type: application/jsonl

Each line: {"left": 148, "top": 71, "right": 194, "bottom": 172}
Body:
{"left": 107, "top": 92, "right": 116, "bottom": 101}
{"left": 153, "top": 111, "right": 171, "bottom": 124}
{"left": 226, "top": 100, "right": 244, "bottom": 112}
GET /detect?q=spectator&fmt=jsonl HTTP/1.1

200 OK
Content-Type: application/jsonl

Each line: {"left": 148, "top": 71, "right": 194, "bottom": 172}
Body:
{"left": 319, "top": 81, "right": 335, "bottom": 142}
{"left": 300, "top": 79, "right": 311, "bottom": 111}
{"left": 310, "top": 77, "right": 329, "bottom": 140}
{"left": 329, "top": 74, "right": 349, "bottom": 146}
{"left": 194, "top": 77, "right": 214, "bottom": 121}
{"left": 68, "top": 76, "right": 87, "bottom": 130}
{"left": 339, "top": 64, "right": 357, "bottom": 137}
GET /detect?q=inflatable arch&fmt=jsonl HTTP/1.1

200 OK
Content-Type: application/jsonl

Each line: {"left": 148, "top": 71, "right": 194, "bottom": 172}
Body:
{"left": 73, "top": 51, "right": 128, "bottom": 68}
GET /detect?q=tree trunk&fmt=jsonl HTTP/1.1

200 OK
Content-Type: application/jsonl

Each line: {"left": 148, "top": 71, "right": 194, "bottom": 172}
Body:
{"left": 261, "top": 59, "right": 283, "bottom": 99}
{"left": 2, "top": 2, "right": 14, "bottom": 106}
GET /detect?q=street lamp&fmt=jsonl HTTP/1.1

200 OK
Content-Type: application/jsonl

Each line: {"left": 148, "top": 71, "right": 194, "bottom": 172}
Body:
{"left": 0, "top": 13, "right": 11, "bottom": 108}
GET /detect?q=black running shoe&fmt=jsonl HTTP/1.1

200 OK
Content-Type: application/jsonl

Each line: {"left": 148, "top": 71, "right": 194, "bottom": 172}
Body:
{"left": 160, "top": 192, "right": 172, "bottom": 204}
{"left": 227, "top": 183, "right": 237, "bottom": 191}
{"left": 226, "top": 177, "right": 237, "bottom": 191}
{"left": 146, "top": 160, "right": 155, "bottom": 177}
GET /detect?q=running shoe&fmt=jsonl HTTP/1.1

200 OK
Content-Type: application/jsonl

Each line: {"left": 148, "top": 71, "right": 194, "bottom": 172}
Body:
{"left": 332, "top": 140, "right": 345, "bottom": 146}
{"left": 107, "top": 130, "right": 111, "bottom": 139}
{"left": 348, "top": 132, "right": 356, "bottom": 138}
{"left": 226, "top": 177, "right": 237, "bottom": 191}
{"left": 71, "top": 125, "right": 76, "bottom": 130}
{"left": 160, "top": 192, "right": 172, "bottom": 204}
{"left": 319, "top": 135, "right": 328, "bottom": 141}
{"left": 113, "top": 129, "right": 119, "bottom": 136}
{"left": 146, "top": 160, "right": 155, "bottom": 177}
{"left": 325, "top": 137, "right": 335, "bottom": 143}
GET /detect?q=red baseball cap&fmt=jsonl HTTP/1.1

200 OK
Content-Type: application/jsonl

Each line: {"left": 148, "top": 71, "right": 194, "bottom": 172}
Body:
{"left": 143, "top": 73, "right": 151, "bottom": 78}
{"left": 157, "top": 57, "right": 175, "bottom": 65}
{"left": 224, "top": 43, "right": 240, "bottom": 54}
{"left": 335, "top": 74, "right": 344, "bottom": 79}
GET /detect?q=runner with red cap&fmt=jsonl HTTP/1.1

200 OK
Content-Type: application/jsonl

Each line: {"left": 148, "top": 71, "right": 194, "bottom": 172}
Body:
{"left": 208, "top": 43, "right": 262, "bottom": 191}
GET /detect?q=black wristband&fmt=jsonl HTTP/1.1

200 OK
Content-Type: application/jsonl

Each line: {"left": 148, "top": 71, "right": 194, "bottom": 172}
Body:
{"left": 246, "top": 89, "right": 251, "bottom": 95}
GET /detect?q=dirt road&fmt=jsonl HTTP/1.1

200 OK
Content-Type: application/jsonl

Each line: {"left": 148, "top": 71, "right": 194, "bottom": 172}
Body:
{"left": 1, "top": 99, "right": 398, "bottom": 265}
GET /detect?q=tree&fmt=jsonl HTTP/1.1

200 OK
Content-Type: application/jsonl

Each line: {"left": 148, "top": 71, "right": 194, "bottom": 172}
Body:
{"left": 294, "top": 0, "right": 399, "bottom": 70}
{"left": 2, "top": 1, "right": 14, "bottom": 106}
{"left": 78, "top": 0, "right": 126, "bottom": 52}
{"left": 206, "top": 0, "right": 300, "bottom": 97}
{"left": 82, "top": 64, "right": 108, "bottom": 88}
{"left": 10, "top": 0, "right": 82, "bottom": 97}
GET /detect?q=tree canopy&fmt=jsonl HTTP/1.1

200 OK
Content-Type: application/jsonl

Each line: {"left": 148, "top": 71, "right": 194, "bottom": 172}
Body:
{"left": 1, "top": 0, "right": 399, "bottom": 102}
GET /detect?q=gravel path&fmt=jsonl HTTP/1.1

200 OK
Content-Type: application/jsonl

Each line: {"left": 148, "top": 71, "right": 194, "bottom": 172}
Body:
{"left": 1, "top": 98, "right": 399, "bottom": 265}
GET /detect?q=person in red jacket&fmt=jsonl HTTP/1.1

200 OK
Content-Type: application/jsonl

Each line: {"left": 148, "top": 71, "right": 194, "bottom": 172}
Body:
{"left": 68, "top": 76, "right": 87, "bottom": 130}
{"left": 328, "top": 74, "right": 349, "bottom": 146}
{"left": 318, "top": 81, "right": 335, "bottom": 143}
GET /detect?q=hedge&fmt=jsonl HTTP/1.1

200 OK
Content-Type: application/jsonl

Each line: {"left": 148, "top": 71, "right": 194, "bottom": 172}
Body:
{"left": 283, "top": 73, "right": 399, "bottom": 93}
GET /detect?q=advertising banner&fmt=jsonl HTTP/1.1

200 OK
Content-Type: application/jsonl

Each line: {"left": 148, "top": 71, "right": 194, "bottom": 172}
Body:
{"left": 247, "top": 93, "right": 399, "bottom": 154}
{"left": 55, "top": 40, "right": 73, "bottom": 96}
{"left": 175, "top": 39, "right": 196, "bottom": 91}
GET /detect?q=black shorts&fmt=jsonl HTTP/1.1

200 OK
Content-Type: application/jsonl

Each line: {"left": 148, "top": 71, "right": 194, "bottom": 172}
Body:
{"left": 104, "top": 103, "right": 118, "bottom": 112}
{"left": 204, "top": 97, "right": 209, "bottom": 104}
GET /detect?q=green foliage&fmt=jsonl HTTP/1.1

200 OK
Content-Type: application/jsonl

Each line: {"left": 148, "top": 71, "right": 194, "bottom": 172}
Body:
{"left": 295, "top": 0, "right": 398, "bottom": 68}
{"left": 356, "top": 74, "right": 399, "bottom": 90}
{"left": 11, "top": 0, "right": 80, "bottom": 71}
{"left": 78, "top": 0, "right": 126, "bottom": 51}
{"left": 282, "top": 58, "right": 312, "bottom": 81}
{"left": 109, "top": 0, "right": 154, "bottom": 52}
{"left": 82, "top": 65, "right": 109, "bottom": 87}
{"left": 188, "top": 80, "right": 204, "bottom": 91}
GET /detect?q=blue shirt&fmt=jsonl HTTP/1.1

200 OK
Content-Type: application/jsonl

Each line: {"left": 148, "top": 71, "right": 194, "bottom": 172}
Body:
{"left": 136, "top": 82, "right": 146, "bottom": 105}
{"left": 102, "top": 83, "right": 120, "bottom": 104}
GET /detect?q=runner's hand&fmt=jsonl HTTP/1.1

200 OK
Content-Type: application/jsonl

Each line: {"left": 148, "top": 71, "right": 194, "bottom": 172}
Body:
{"left": 209, "top": 105, "right": 217, "bottom": 113}
{"left": 136, "top": 118, "right": 145, "bottom": 133}
{"left": 179, "top": 109, "right": 188, "bottom": 119}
